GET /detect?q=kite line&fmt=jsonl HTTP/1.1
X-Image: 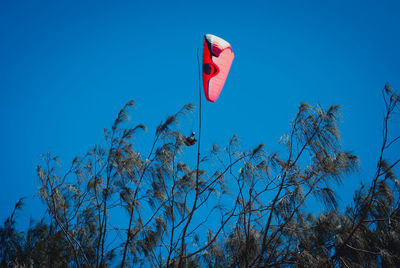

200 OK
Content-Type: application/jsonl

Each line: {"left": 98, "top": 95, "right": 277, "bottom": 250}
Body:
{"left": 196, "top": 47, "right": 202, "bottom": 177}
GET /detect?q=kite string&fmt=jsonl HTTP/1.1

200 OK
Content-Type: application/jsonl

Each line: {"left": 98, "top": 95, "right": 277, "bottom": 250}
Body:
{"left": 196, "top": 47, "right": 202, "bottom": 174}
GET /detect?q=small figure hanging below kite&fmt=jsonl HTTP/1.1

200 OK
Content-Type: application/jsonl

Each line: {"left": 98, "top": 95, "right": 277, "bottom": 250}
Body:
{"left": 184, "top": 132, "right": 197, "bottom": 146}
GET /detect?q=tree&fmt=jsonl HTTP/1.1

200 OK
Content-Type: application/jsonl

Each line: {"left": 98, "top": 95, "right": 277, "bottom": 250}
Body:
{"left": 1, "top": 85, "right": 398, "bottom": 267}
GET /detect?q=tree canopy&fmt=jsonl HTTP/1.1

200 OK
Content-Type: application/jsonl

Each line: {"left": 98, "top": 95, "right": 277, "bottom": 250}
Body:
{"left": 1, "top": 85, "right": 399, "bottom": 267}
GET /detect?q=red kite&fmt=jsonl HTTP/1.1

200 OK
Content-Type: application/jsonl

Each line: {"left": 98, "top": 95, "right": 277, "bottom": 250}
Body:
{"left": 202, "top": 34, "right": 234, "bottom": 102}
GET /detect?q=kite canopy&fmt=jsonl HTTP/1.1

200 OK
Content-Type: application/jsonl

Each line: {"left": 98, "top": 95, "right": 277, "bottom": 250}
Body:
{"left": 202, "top": 34, "right": 234, "bottom": 102}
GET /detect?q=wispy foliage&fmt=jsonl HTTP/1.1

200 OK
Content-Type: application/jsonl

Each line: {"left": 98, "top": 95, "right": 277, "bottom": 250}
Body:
{"left": 1, "top": 85, "right": 399, "bottom": 267}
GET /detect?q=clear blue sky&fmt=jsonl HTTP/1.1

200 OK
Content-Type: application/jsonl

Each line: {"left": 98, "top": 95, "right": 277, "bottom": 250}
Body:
{"left": 1, "top": 0, "right": 399, "bottom": 226}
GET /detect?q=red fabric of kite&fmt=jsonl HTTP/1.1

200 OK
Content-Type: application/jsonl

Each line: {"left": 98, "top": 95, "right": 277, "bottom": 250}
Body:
{"left": 202, "top": 34, "right": 234, "bottom": 102}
